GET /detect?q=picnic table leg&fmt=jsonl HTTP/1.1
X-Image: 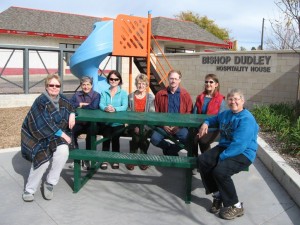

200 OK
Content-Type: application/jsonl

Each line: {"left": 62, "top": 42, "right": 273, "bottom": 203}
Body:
{"left": 90, "top": 122, "right": 97, "bottom": 150}
{"left": 186, "top": 127, "right": 198, "bottom": 157}
{"left": 90, "top": 122, "right": 97, "bottom": 169}
{"left": 73, "top": 159, "right": 82, "bottom": 193}
{"left": 184, "top": 127, "right": 198, "bottom": 203}
{"left": 185, "top": 168, "right": 193, "bottom": 204}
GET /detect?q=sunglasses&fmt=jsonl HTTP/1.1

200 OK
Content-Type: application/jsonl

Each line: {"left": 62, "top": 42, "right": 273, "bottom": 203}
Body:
{"left": 48, "top": 84, "right": 61, "bottom": 88}
{"left": 109, "top": 78, "right": 120, "bottom": 82}
{"left": 205, "top": 81, "right": 215, "bottom": 84}
{"left": 228, "top": 98, "right": 241, "bottom": 102}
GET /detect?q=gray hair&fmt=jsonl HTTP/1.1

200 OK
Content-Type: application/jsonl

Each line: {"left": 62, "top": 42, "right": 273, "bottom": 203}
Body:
{"left": 80, "top": 76, "right": 93, "bottom": 85}
{"left": 227, "top": 88, "right": 245, "bottom": 100}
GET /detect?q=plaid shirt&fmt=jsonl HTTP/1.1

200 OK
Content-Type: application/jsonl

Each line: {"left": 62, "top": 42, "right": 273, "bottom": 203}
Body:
{"left": 21, "top": 93, "right": 74, "bottom": 169}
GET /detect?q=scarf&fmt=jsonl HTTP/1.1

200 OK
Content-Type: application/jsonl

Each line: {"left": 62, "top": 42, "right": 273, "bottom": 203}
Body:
{"left": 44, "top": 90, "right": 60, "bottom": 110}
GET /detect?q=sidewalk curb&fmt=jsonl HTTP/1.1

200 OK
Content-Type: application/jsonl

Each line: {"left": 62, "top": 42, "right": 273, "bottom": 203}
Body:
{"left": 0, "top": 94, "right": 39, "bottom": 108}
{"left": 257, "top": 136, "right": 300, "bottom": 207}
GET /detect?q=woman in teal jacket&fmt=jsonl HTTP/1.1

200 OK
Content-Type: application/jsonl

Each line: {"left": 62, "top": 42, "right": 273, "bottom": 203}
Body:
{"left": 99, "top": 70, "right": 128, "bottom": 169}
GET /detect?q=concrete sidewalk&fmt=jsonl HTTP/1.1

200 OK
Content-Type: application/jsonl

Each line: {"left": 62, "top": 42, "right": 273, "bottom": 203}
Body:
{"left": 0, "top": 138, "right": 299, "bottom": 225}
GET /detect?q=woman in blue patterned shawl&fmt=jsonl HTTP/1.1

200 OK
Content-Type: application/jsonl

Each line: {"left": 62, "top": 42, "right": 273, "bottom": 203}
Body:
{"left": 21, "top": 73, "right": 75, "bottom": 202}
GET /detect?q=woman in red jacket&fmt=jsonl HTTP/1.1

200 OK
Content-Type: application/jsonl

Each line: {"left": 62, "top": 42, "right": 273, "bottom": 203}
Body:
{"left": 193, "top": 74, "right": 226, "bottom": 156}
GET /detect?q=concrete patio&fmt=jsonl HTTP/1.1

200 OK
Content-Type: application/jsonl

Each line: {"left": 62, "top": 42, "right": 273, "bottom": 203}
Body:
{"left": 0, "top": 137, "right": 299, "bottom": 225}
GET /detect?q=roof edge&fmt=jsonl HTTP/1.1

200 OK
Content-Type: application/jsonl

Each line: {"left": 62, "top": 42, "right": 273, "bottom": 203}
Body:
{"left": 0, "top": 29, "right": 87, "bottom": 40}
{"left": 153, "top": 35, "right": 230, "bottom": 48}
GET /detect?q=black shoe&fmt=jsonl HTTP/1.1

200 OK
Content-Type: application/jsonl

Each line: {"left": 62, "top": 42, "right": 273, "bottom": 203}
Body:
{"left": 111, "top": 163, "right": 119, "bottom": 169}
{"left": 100, "top": 162, "right": 108, "bottom": 170}
{"left": 210, "top": 197, "right": 223, "bottom": 214}
{"left": 69, "top": 142, "right": 78, "bottom": 150}
{"left": 163, "top": 144, "right": 180, "bottom": 156}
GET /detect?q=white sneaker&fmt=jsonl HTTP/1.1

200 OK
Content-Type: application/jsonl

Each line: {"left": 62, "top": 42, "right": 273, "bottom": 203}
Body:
{"left": 22, "top": 191, "right": 34, "bottom": 202}
{"left": 43, "top": 182, "right": 54, "bottom": 200}
{"left": 68, "top": 162, "right": 74, "bottom": 169}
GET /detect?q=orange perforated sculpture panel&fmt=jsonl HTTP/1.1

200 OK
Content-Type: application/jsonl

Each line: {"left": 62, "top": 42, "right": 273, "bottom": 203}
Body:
{"left": 113, "top": 14, "right": 149, "bottom": 57}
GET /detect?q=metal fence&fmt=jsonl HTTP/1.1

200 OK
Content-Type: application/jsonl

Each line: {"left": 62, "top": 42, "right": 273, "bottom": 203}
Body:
{"left": 0, "top": 44, "right": 79, "bottom": 95}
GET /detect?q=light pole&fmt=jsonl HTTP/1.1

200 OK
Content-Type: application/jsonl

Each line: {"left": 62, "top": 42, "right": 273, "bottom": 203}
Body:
{"left": 261, "top": 18, "right": 265, "bottom": 50}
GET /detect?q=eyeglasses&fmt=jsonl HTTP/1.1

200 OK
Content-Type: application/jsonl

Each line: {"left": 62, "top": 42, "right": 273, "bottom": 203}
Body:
{"left": 48, "top": 84, "right": 61, "bottom": 88}
{"left": 109, "top": 78, "right": 120, "bottom": 82}
{"left": 169, "top": 78, "right": 180, "bottom": 81}
{"left": 205, "top": 80, "right": 215, "bottom": 84}
{"left": 227, "top": 98, "right": 241, "bottom": 102}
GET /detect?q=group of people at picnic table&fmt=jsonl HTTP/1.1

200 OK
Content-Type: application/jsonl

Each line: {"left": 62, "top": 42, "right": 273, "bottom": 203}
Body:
{"left": 20, "top": 69, "right": 259, "bottom": 220}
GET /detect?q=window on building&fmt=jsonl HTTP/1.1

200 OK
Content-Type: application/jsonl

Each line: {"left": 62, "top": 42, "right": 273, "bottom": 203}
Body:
{"left": 165, "top": 47, "right": 195, "bottom": 53}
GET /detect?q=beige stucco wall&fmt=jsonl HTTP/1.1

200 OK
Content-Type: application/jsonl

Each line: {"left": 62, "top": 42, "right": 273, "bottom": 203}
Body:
{"left": 1, "top": 34, "right": 300, "bottom": 109}
{"left": 156, "top": 50, "right": 300, "bottom": 109}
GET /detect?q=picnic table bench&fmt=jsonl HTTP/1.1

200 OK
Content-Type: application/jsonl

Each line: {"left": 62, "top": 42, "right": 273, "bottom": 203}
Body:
{"left": 69, "top": 109, "right": 210, "bottom": 203}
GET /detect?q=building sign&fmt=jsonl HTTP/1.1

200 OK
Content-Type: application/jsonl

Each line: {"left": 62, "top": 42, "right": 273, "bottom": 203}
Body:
{"left": 201, "top": 55, "right": 272, "bottom": 72}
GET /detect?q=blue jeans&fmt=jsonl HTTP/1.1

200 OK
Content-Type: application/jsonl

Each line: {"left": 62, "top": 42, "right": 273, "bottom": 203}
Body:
{"left": 197, "top": 145, "right": 251, "bottom": 207}
{"left": 150, "top": 127, "right": 188, "bottom": 156}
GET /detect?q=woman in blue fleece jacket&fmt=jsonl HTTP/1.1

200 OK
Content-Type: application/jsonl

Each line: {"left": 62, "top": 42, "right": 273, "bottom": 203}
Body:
{"left": 99, "top": 70, "right": 128, "bottom": 170}
{"left": 197, "top": 88, "right": 259, "bottom": 220}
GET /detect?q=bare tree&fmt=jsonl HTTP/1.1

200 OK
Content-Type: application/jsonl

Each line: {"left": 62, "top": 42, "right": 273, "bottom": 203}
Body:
{"left": 266, "top": 0, "right": 300, "bottom": 50}
{"left": 276, "top": 0, "right": 300, "bottom": 34}
{"left": 265, "top": 1, "right": 300, "bottom": 110}
{"left": 266, "top": 15, "right": 300, "bottom": 49}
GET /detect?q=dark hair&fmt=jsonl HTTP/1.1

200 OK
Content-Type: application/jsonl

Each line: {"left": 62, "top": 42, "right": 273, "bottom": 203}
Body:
{"left": 107, "top": 70, "right": 123, "bottom": 85}
{"left": 204, "top": 73, "right": 220, "bottom": 95}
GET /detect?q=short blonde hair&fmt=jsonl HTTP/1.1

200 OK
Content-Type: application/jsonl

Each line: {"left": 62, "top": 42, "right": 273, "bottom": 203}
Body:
{"left": 45, "top": 73, "right": 61, "bottom": 88}
{"left": 135, "top": 73, "right": 149, "bottom": 87}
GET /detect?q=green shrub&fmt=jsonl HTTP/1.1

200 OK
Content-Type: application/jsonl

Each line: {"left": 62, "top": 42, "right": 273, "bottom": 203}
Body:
{"left": 252, "top": 103, "right": 300, "bottom": 155}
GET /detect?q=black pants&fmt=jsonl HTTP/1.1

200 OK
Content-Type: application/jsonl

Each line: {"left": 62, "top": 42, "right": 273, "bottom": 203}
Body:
{"left": 128, "top": 128, "right": 152, "bottom": 154}
{"left": 102, "top": 125, "right": 124, "bottom": 152}
{"left": 197, "top": 145, "right": 251, "bottom": 207}
{"left": 197, "top": 130, "right": 219, "bottom": 155}
{"left": 72, "top": 122, "right": 91, "bottom": 149}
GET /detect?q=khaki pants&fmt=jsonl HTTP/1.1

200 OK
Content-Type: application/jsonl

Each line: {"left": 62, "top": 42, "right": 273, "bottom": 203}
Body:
{"left": 24, "top": 144, "right": 69, "bottom": 194}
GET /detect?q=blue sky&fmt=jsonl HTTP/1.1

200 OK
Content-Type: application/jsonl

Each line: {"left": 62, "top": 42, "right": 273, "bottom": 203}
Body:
{"left": 0, "top": 0, "right": 279, "bottom": 50}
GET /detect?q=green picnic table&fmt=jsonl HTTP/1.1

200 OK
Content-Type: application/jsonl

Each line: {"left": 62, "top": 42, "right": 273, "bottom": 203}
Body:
{"left": 69, "top": 109, "right": 210, "bottom": 203}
